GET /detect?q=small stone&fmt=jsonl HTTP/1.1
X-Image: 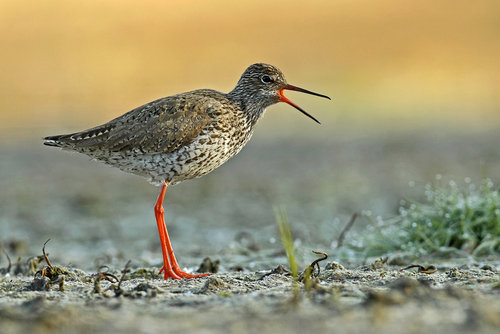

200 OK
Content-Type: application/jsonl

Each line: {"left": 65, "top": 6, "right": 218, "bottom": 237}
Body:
{"left": 480, "top": 264, "right": 496, "bottom": 272}
{"left": 195, "top": 277, "right": 228, "bottom": 294}
{"left": 325, "top": 262, "right": 345, "bottom": 271}
{"left": 447, "top": 267, "right": 462, "bottom": 278}
{"left": 196, "top": 257, "right": 220, "bottom": 274}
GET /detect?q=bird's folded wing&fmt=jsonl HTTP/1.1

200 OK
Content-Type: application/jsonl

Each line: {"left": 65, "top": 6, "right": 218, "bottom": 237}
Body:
{"left": 59, "top": 94, "right": 217, "bottom": 154}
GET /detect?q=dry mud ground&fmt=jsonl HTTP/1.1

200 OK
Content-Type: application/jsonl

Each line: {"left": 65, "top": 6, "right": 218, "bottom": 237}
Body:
{"left": 1, "top": 260, "right": 500, "bottom": 334}
{"left": 1, "top": 129, "right": 500, "bottom": 333}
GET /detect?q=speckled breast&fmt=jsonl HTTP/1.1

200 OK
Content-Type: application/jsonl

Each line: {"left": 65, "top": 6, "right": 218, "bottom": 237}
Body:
{"left": 109, "top": 112, "right": 255, "bottom": 186}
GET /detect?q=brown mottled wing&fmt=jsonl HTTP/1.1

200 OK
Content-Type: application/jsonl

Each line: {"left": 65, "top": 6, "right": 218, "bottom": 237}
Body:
{"left": 47, "top": 91, "right": 218, "bottom": 154}
{"left": 103, "top": 93, "right": 215, "bottom": 153}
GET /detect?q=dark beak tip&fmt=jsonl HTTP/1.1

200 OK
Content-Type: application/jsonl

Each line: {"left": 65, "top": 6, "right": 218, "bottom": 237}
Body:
{"left": 284, "top": 84, "right": 331, "bottom": 101}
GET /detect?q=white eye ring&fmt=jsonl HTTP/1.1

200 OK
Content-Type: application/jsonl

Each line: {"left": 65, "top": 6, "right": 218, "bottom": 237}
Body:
{"left": 261, "top": 75, "right": 273, "bottom": 84}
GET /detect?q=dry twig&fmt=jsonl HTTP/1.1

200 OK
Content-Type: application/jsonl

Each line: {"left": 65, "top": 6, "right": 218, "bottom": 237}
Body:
{"left": 337, "top": 213, "right": 358, "bottom": 248}
{"left": 1, "top": 245, "right": 12, "bottom": 273}
{"left": 400, "top": 264, "right": 437, "bottom": 274}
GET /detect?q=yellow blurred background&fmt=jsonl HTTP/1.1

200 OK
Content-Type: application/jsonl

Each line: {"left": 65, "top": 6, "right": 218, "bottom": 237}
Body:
{"left": 1, "top": 0, "right": 499, "bottom": 140}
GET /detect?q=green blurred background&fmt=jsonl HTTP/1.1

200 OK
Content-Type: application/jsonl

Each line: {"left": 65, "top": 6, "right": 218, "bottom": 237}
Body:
{"left": 1, "top": 0, "right": 499, "bottom": 268}
{"left": 1, "top": 0, "right": 499, "bottom": 139}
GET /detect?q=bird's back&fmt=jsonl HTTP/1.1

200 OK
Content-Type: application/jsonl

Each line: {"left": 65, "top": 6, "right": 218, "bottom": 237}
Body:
{"left": 44, "top": 89, "right": 256, "bottom": 185}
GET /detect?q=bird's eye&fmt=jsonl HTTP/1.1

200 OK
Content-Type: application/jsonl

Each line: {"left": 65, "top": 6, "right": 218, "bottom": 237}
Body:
{"left": 261, "top": 75, "right": 273, "bottom": 84}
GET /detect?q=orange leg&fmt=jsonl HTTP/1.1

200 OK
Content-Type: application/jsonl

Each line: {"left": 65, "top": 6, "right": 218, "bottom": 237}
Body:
{"left": 154, "top": 181, "right": 210, "bottom": 280}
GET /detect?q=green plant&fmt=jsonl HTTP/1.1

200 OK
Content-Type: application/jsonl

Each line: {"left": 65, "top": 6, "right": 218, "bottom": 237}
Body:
{"left": 362, "top": 178, "right": 500, "bottom": 257}
{"left": 275, "top": 207, "right": 300, "bottom": 298}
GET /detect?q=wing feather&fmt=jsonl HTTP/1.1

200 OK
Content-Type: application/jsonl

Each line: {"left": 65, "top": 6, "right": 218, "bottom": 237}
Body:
{"left": 45, "top": 91, "right": 222, "bottom": 154}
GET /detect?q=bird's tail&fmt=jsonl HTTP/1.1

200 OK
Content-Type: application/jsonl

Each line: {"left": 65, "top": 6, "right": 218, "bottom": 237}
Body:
{"left": 43, "top": 134, "right": 69, "bottom": 148}
{"left": 43, "top": 120, "right": 116, "bottom": 150}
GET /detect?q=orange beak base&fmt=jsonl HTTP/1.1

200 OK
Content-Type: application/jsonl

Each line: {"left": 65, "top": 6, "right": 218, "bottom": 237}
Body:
{"left": 278, "top": 84, "right": 330, "bottom": 124}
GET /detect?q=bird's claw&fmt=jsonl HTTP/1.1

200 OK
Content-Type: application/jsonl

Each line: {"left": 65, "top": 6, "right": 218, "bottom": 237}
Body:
{"left": 159, "top": 266, "right": 210, "bottom": 280}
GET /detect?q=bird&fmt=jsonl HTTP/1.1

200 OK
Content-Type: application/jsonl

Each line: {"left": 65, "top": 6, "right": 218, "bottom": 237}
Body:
{"left": 43, "top": 63, "right": 331, "bottom": 280}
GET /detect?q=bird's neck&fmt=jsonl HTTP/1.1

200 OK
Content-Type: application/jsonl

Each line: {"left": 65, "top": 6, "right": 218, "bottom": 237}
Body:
{"left": 226, "top": 91, "right": 269, "bottom": 129}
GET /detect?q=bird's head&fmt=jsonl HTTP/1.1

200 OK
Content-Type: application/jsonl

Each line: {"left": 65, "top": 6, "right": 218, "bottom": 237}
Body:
{"left": 229, "top": 63, "right": 330, "bottom": 124}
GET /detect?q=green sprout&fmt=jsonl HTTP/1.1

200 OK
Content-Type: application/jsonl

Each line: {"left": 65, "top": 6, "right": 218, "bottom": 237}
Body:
{"left": 275, "top": 207, "right": 300, "bottom": 299}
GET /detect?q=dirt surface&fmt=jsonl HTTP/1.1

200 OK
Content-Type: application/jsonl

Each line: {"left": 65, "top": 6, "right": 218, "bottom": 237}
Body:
{"left": 1, "top": 259, "right": 499, "bottom": 334}
{"left": 1, "top": 129, "right": 500, "bottom": 333}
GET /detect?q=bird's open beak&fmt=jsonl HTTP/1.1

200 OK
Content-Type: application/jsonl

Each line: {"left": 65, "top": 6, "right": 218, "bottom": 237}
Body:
{"left": 278, "top": 84, "right": 331, "bottom": 124}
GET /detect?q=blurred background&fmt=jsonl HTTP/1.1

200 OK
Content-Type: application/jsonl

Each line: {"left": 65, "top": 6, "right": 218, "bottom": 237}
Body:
{"left": 1, "top": 0, "right": 500, "bottom": 137}
{"left": 1, "top": 0, "right": 499, "bottom": 269}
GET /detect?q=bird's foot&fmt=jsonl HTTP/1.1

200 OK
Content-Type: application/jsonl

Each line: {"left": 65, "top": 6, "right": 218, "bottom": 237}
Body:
{"left": 159, "top": 266, "right": 210, "bottom": 280}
